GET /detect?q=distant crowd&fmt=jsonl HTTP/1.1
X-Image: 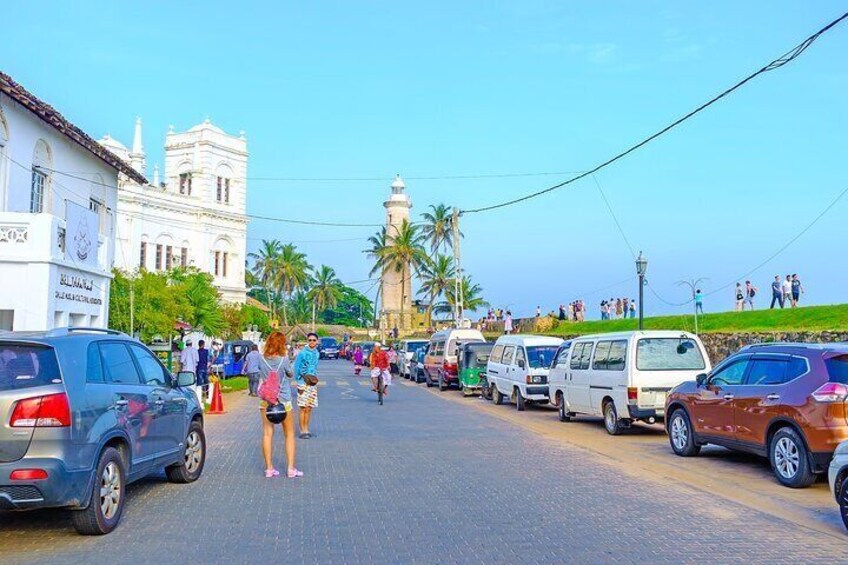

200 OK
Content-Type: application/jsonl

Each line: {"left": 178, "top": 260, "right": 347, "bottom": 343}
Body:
{"left": 735, "top": 273, "right": 804, "bottom": 311}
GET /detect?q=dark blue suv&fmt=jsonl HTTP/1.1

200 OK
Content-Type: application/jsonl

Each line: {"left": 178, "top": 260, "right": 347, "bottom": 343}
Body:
{"left": 0, "top": 327, "right": 205, "bottom": 534}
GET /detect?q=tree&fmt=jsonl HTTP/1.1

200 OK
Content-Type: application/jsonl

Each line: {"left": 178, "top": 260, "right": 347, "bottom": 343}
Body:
{"left": 275, "top": 243, "right": 312, "bottom": 327}
{"left": 221, "top": 302, "right": 271, "bottom": 341}
{"left": 435, "top": 275, "right": 488, "bottom": 318}
{"left": 286, "top": 291, "right": 312, "bottom": 325}
{"left": 318, "top": 285, "right": 374, "bottom": 327}
{"left": 169, "top": 268, "right": 225, "bottom": 336}
{"left": 364, "top": 228, "right": 388, "bottom": 326}
{"left": 308, "top": 265, "right": 343, "bottom": 327}
{"left": 421, "top": 203, "right": 460, "bottom": 254}
{"left": 109, "top": 269, "right": 188, "bottom": 342}
{"left": 418, "top": 254, "right": 455, "bottom": 325}
{"left": 247, "top": 239, "right": 282, "bottom": 319}
{"left": 379, "top": 220, "right": 428, "bottom": 327}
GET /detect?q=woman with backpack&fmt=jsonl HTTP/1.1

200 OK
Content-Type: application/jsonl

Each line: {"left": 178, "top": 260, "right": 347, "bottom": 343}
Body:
{"left": 257, "top": 331, "right": 302, "bottom": 479}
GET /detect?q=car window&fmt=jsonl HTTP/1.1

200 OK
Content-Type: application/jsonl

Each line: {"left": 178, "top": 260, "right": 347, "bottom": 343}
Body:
{"left": 709, "top": 358, "right": 749, "bottom": 386}
{"left": 0, "top": 344, "right": 62, "bottom": 391}
{"left": 570, "top": 343, "right": 585, "bottom": 369}
{"left": 786, "top": 357, "right": 808, "bottom": 381}
{"left": 607, "top": 340, "right": 627, "bottom": 371}
{"left": 100, "top": 342, "right": 142, "bottom": 385}
{"left": 490, "top": 345, "right": 504, "bottom": 364}
{"left": 570, "top": 342, "right": 593, "bottom": 370}
{"left": 746, "top": 358, "right": 789, "bottom": 385}
{"left": 129, "top": 344, "right": 169, "bottom": 386}
{"left": 556, "top": 346, "right": 571, "bottom": 367}
{"left": 502, "top": 346, "right": 515, "bottom": 365}
{"left": 87, "top": 343, "right": 104, "bottom": 383}
{"left": 825, "top": 356, "right": 848, "bottom": 383}
{"left": 527, "top": 346, "right": 558, "bottom": 368}
{"left": 515, "top": 347, "right": 526, "bottom": 368}
{"left": 434, "top": 341, "right": 445, "bottom": 356}
{"left": 579, "top": 343, "right": 593, "bottom": 370}
{"left": 592, "top": 341, "right": 612, "bottom": 370}
{"left": 636, "top": 338, "right": 706, "bottom": 371}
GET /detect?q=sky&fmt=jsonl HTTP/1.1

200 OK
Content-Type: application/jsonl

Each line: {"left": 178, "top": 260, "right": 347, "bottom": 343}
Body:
{"left": 2, "top": 1, "right": 847, "bottom": 320}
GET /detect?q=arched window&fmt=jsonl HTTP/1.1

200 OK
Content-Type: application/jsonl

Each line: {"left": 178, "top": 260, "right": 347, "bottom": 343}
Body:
{"left": 215, "top": 163, "right": 233, "bottom": 204}
{"left": 177, "top": 162, "right": 192, "bottom": 195}
{"left": 154, "top": 234, "right": 175, "bottom": 271}
{"left": 0, "top": 110, "right": 8, "bottom": 208}
{"left": 212, "top": 237, "right": 232, "bottom": 279}
{"left": 139, "top": 234, "right": 149, "bottom": 269}
{"left": 180, "top": 240, "right": 190, "bottom": 267}
{"left": 31, "top": 139, "right": 52, "bottom": 213}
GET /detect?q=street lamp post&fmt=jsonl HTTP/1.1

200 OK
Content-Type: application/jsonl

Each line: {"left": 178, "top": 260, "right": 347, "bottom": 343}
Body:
{"left": 677, "top": 277, "right": 709, "bottom": 334}
{"left": 635, "top": 252, "right": 648, "bottom": 331}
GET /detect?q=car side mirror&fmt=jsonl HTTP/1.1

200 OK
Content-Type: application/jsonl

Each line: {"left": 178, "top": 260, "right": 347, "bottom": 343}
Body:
{"left": 176, "top": 371, "right": 196, "bottom": 387}
{"left": 695, "top": 373, "right": 707, "bottom": 387}
{"left": 518, "top": 359, "right": 526, "bottom": 369}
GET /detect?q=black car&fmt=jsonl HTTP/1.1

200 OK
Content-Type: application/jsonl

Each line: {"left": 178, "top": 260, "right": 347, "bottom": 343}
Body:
{"left": 319, "top": 337, "right": 340, "bottom": 359}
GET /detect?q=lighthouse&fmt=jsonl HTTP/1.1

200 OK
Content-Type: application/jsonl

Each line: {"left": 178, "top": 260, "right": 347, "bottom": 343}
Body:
{"left": 380, "top": 174, "right": 413, "bottom": 333}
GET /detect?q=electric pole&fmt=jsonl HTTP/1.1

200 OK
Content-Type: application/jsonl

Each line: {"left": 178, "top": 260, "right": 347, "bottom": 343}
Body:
{"left": 452, "top": 207, "right": 463, "bottom": 327}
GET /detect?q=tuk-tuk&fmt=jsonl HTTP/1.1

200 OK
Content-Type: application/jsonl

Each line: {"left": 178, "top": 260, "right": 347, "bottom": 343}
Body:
{"left": 212, "top": 340, "right": 255, "bottom": 378}
{"left": 458, "top": 342, "right": 494, "bottom": 396}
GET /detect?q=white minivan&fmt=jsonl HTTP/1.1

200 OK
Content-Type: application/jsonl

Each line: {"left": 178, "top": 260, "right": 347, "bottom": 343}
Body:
{"left": 487, "top": 334, "right": 563, "bottom": 411}
{"left": 548, "top": 331, "right": 711, "bottom": 435}
{"left": 424, "top": 328, "right": 486, "bottom": 390}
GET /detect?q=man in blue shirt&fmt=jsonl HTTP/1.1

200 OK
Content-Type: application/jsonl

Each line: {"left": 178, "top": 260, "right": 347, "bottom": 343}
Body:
{"left": 196, "top": 340, "right": 210, "bottom": 396}
{"left": 293, "top": 333, "right": 320, "bottom": 439}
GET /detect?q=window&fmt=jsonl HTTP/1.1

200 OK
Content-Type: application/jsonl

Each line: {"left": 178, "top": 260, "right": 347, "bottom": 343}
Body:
{"left": 434, "top": 341, "right": 445, "bottom": 356}
{"left": 216, "top": 177, "right": 223, "bottom": 201}
{"left": 224, "top": 178, "right": 230, "bottom": 203}
{"left": 527, "top": 346, "right": 558, "bottom": 368}
{"left": 86, "top": 343, "right": 104, "bottom": 383}
{"left": 89, "top": 198, "right": 104, "bottom": 233}
{"left": 99, "top": 343, "right": 141, "bottom": 385}
{"left": 0, "top": 345, "right": 62, "bottom": 391}
{"left": 155, "top": 244, "right": 163, "bottom": 270}
{"left": 709, "top": 358, "right": 749, "bottom": 386}
{"left": 746, "top": 358, "right": 789, "bottom": 386}
{"left": 570, "top": 342, "right": 593, "bottom": 370}
{"left": 826, "top": 356, "right": 848, "bottom": 383}
{"left": 555, "top": 345, "right": 571, "bottom": 367}
{"left": 139, "top": 242, "right": 147, "bottom": 269}
{"left": 592, "top": 341, "right": 612, "bottom": 370}
{"left": 181, "top": 247, "right": 188, "bottom": 267}
{"left": 607, "top": 340, "right": 627, "bottom": 371}
{"left": 165, "top": 245, "right": 173, "bottom": 270}
{"left": 490, "top": 344, "right": 504, "bottom": 364}
{"left": 30, "top": 169, "right": 47, "bottom": 212}
{"left": 179, "top": 173, "right": 192, "bottom": 195}
{"left": 129, "top": 344, "right": 168, "bottom": 386}
{"left": 786, "top": 357, "right": 809, "bottom": 381}
{"left": 213, "top": 251, "right": 220, "bottom": 276}
{"left": 222, "top": 252, "right": 228, "bottom": 277}
{"left": 514, "top": 347, "right": 526, "bottom": 368}
{"left": 501, "top": 346, "right": 515, "bottom": 365}
{"left": 636, "top": 338, "right": 706, "bottom": 371}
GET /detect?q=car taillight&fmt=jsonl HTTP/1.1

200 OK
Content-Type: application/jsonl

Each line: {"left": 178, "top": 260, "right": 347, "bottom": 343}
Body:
{"left": 10, "top": 469, "right": 49, "bottom": 480}
{"left": 10, "top": 393, "right": 71, "bottom": 427}
{"left": 627, "top": 387, "right": 638, "bottom": 404}
{"left": 811, "top": 382, "right": 848, "bottom": 403}
{"left": 444, "top": 362, "right": 457, "bottom": 375}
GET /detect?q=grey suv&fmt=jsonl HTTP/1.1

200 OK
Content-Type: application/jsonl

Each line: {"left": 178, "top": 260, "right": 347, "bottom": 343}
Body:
{"left": 0, "top": 327, "right": 205, "bottom": 534}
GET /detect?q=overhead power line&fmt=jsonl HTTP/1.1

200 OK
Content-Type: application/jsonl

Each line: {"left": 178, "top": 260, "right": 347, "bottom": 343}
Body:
{"left": 461, "top": 11, "right": 848, "bottom": 215}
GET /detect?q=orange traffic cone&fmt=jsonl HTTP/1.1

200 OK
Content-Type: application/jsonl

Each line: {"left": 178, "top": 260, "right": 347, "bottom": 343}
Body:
{"left": 207, "top": 381, "right": 226, "bottom": 414}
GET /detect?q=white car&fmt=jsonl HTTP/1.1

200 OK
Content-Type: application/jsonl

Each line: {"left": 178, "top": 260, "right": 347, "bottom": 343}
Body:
{"left": 487, "top": 334, "right": 563, "bottom": 410}
{"left": 548, "top": 331, "right": 711, "bottom": 435}
{"left": 828, "top": 440, "right": 848, "bottom": 531}
{"left": 398, "top": 339, "right": 429, "bottom": 378}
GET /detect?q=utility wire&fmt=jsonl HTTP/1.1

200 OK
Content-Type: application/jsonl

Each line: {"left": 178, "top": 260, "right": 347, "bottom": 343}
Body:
{"left": 592, "top": 174, "right": 636, "bottom": 259}
{"left": 461, "top": 11, "right": 848, "bottom": 215}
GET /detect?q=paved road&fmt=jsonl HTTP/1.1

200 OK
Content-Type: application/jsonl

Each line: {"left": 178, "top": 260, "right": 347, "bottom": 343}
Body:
{"left": 2, "top": 360, "right": 847, "bottom": 564}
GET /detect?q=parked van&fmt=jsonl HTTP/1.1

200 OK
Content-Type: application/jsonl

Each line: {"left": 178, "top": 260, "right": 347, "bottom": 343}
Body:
{"left": 549, "top": 331, "right": 711, "bottom": 434}
{"left": 424, "top": 328, "right": 485, "bottom": 391}
{"left": 487, "top": 335, "right": 563, "bottom": 411}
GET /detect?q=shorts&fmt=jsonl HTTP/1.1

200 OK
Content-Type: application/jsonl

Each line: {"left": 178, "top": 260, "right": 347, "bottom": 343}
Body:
{"left": 371, "top": 368, "right": 392, "bottom": 386}
{"left": 296, "top": 385, "right": 319, "bottom": 408}
{"left": 744, "top": 297, "right": 754, "bottom": 305}
{"left": 792, "top": 292, "right": 800, "bottom": 301}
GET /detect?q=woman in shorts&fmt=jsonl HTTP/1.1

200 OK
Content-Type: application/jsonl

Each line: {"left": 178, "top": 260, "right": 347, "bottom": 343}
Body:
{"left": 259, "top": 331, "right": 302, "bottom": 479}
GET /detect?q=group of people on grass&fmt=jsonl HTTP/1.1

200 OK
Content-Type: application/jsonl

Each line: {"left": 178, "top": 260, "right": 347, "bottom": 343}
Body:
{"left": 735, "top": 274, "right": 804, "bottom": 311}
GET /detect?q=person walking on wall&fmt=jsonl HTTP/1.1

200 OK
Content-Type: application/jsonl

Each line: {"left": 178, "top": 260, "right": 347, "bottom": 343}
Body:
{"left": 243, "top": 343, "right": 262, "bottom": 397}
{"left": 744, "top": 281, "right": 758, "bottom": 310}
{"left": 504, "top": 311, "right": 513, "bottom": 334}
{"left": 791, "top": 274, "right": 804, "bottom": 307}
{"left": 694, "top": 289, "right": 704, "bottom": 315}
{"left": 770, "top": 275, "right": 784, "bottom": 309}
{"left": 629, "top": 299, "right": 636, "bottom": 319}
{"left": 782, "top": 275, "right": 792, "bottom": 307}
{"left": 257, "top": 331, "right": 300, "bottom": 479}
{"left": 294, "top": 332, "right": 320, "bottom": 439}
{"left": 735, "top": 283, "right": 744, "bottom": 311}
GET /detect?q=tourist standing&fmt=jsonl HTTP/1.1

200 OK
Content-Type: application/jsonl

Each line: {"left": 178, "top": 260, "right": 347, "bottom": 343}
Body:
{"left": 770, "top": 275, "right": 784, "bottom": 309}
{"left": 782, "top": 275, "right": 792, "bottom": 306}
{"left": 353, "top": 346, "right": 364, "bottom": 375}
{"left": 536, "top": 305, "right": 541, "bottom": 318}
{"left": 791, "top": 274, "right": 804, "bottom": 307}
{"left": 180, "top": 339, "right": 199, "bottom": 375}
{"left": 258, "top": 331, "right": 300, "bottom": 479}
{"left": 293, "top": 332, "right": 320, "bottom": 439}
{"left": 694, "top": 289, "right": 704, "bottom": 315}
{"left": 243, "top": 343, "right": 262, "bottom": 397}
{"left": 196, "top": 340, "right": 210, "bottom": 396}
{"left": 735, "top": 283, "right": 744, "bottom": 311}
{"left": 744, "top": 281, "right": 758, "bottom": 310}
{"left": 558, "top": 305, "right": 566, "bottom": 321}
{"left": 629, "top": 299, "right": 636, "bottom": 319}
{"left": 615, "top": 299, "right": 623, "bottom": 319}
{"left": 504, "top": 311, "right": 513, "bottom": 334}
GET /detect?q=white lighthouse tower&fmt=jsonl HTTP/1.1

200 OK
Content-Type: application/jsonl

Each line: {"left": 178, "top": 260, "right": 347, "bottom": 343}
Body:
{"left": 380, "top": 174, "right": 413, "bottom": 333}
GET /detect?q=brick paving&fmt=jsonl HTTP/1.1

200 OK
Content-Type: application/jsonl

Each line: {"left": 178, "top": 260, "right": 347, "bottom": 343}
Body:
{"left": 2, "top": 360, "right": 848, "bottom": 563}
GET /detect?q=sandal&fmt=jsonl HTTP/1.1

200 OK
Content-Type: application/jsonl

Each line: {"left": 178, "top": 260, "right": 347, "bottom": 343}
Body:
{"left": 264, "top": 468, "right": 280, "bottom": 478}
{"left": 287, "top": 468, "right": 304, "bottom": 478}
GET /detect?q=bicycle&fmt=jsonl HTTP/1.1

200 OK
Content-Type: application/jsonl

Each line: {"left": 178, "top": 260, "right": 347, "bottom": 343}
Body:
{"left": 376, "top": 372, "right": 383, "bottom": 405}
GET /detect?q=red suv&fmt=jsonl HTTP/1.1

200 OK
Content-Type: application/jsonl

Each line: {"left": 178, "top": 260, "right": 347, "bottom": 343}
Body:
{"left": 665, "top": 343, "right": 848, "bottom": 488}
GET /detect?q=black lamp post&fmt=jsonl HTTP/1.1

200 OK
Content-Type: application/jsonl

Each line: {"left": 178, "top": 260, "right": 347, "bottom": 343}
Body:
{"left": 635, "top": 251, "right": 648, "bottom": 330}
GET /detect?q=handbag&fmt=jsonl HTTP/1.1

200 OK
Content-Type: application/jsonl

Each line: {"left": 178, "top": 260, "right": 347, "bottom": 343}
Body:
{"left": 258, "top": 358, "right": 285, "bottom": 404}
{"left": 303, "top": 374, "right": 319, "bottom": 387}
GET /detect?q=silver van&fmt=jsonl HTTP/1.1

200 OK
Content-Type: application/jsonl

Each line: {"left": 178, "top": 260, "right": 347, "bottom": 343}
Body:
{"left": 0, "top": 328, "right": 205, "bottom": 534}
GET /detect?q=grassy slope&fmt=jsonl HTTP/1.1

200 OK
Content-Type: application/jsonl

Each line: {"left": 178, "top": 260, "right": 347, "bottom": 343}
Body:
{"left": 543, "top": 304, "right": 848, "bottom": 337}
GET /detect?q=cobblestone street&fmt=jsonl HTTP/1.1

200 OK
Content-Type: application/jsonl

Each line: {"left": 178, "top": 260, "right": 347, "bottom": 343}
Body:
{"left": 2, "top": 360, "right": 847, "bottom": 564}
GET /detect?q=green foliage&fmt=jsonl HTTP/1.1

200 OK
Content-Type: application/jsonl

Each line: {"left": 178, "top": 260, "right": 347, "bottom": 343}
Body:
{"left": 318, "top": 285, "right": 374, "bottom": 327}
{"left": 219, "top": 376, "right": 248, "bottom": 393}
{"left": 308, "top": 265, "right": 343, "bottom": 313}
{"left": 109, "top": 269, "right": 189, "bottom": 342}
{"left": 169, "top": 268, "right": 225, "bottom": 336}
{"left": 434, "top": 275, "right": 488, "bottom": 317}
{"left": 421, "top": 203, "right": 460, "bottom": 253}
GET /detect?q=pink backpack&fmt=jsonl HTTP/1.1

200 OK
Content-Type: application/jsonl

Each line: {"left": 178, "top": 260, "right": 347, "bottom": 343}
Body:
{"left": 258, "top": 359, "right": 284, "bottom": 404}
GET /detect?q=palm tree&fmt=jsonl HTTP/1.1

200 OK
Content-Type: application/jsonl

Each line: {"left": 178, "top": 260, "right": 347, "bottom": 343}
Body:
{"left": 275, "top": 243, "right": 312, "bottom": 327}
{"left": 247, "top": 239, "right": 282, "bottom": 319}
{"left": 364, "top": 228, "right": 388, "bottom": 327}
{"left": 418, "top": 254, "right": 455, "bottom": 326}
{"left": 421, "top": 203, "right": 458, "bottom": 254}
{"left": 308, "top": 265, "right": 343, "bottom": 328}
{"left": 287, "top": 291, "right": 312, "bottom": 325}
{"left": 379, "top": 220, "right": 428, "bottom": 328}
{"left": 435, "top": 275, "right": 488, "bottom": 319}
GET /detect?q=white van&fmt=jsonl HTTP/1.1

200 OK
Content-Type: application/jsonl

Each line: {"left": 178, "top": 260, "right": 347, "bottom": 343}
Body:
{"left": 487, "top": 335, "right": 563, "bottom": 411}
{"left": 548, "top": 331, "right": 711, "bottom": 435}
{"left": 423, "top": 328, "right": 486, "bottom": 390}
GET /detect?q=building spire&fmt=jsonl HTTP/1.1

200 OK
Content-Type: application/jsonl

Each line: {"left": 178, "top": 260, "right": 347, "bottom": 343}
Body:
{"left": 152, "top": 164, "right": 160, "bottom": 187}
{"left": 129, "top": 117, "right": 146, "bottom": 176}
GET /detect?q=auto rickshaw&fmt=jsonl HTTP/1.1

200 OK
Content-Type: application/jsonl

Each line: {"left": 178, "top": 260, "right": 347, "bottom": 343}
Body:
{"left": 212, "top": 339, "right": 255, "bottom": 378}
{"left": 458, "top": 341, "right": 494, "bottom": 396}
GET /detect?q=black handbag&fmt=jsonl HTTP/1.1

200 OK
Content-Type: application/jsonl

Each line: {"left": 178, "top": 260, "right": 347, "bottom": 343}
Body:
{"left": 265, "top": 403, "right": 287, "bottom": 424}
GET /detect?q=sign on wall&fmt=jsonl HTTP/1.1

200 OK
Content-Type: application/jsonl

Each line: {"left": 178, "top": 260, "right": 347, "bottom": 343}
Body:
{"left": 65, "top": 201, "right": 99, "bottom": 267}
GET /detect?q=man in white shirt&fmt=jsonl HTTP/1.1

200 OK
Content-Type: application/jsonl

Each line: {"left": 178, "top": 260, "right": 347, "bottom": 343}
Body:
{"left": 782, "top": 275, "right": 792, "bottom": 306}
{"left": 180, "top": 340, "right": 199, "bottom": 375}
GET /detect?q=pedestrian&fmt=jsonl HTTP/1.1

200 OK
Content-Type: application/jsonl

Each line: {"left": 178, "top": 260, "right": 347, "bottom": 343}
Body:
{"left": 387, "top": 345, "right": 399, "bottom": 375}
{"left": 744, "top": 280, "right": 758, "bottom": 310}
{"left": 694, "top": 289, "right": 704, "bottom": 315}
{"left": 353, "top": 346, "right": 364, "bottom": 375}
{"left": 782, "top": 275, "right": 792, "bottom": 307}
{"left": 791, "top": 274, "right": 804, "bottom": 307}
{"left": 196, "top": 340, "right": 211, "bottom": 397}
{"left": 179, "top": 339, "right": 198, "bottom": 374}
{"left": 258, "top": 331, "right": 300, "bottom": 479}
{"left": 536, "top": 305, "right": 541, "bottom": 318}
{"left": 293, "top": 332, "right": 320, "bottom": 439}
{"left": 558, "top": 304, "right": 566, "bottom": 321}
{"left": 369, "top": 342, "right": 391, "bottom": 395}
{"left": 567, "top": 302, "right": 574, "bottom": 321}
{"left": 578, "top": 300, "right": 585, "bottom": 322}
{"left": 243, "top": 343, "right": 262, "bottom": 396}
{"left": 504, "top": 311, "right": 513, "bottom": 334}
{"left": 735, "top": 283, "right": 744, "bottom": 311}
{"left": 770, "top": 275, "right": 784, "bottom": 309}
{"left": 629, "top": 299, "right": 636, "bottom": 319}
{"left": 615, "top": 298, "right": 623, "bottom": 319}
{"left": 623, "top": 298, "right": 629, "bottom": 315}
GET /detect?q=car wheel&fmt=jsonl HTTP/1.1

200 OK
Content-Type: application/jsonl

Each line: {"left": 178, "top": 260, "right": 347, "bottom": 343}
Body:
{"left": 482, "top": 383, "right": 492, "bottom": 400}
{"left": 839, "top": 477, "right": 848, "bottom": 531}
{"left": 166, "top": 421, "right": 206, "bottom": 483}
{"left": 72, "top": 447, "right": 126, "bottom": 535}
{"left": 515, "top": 388, "right": 526, "bottom": 411}
{"left": 438, "top": 373, "right": 448, "bottom": 392}
{"left": 603, "top": 401, "right": 625, "bottom": 436}
{"left": 425, "top": 372, "right": 433, "bottom": 387}
{"left": 668, "top": 409, "right": 700, "bottom": 456}
{"left": 557, "top": 393, "right": 571, "bottom": 422}
{"left": 492, "top": 385, "right": 503, "bottom": 405}
{"left": 770, "top": 427, "right": 815, "bottom": 488}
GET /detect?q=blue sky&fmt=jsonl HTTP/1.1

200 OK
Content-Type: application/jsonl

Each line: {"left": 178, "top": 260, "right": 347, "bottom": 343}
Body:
{"left": 3, "top": 1, "right": 847, "bottom": 319}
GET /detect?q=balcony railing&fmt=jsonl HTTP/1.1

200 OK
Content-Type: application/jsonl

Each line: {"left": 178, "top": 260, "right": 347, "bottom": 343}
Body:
{"left": 0, "top": 212, "right": 108, "bottom": 273}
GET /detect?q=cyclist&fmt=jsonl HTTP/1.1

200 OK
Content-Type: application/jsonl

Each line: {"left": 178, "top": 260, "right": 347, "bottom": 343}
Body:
{"left": 369, "top": 342, "right": 391, "bottom": 396}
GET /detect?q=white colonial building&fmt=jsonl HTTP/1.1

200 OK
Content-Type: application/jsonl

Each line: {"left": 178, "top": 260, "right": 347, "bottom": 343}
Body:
{"left": 0, "top": 71, "right": 147, "bottom": 331}
{"left": 102, "top": 118, "right": 249, "bottom": 303}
